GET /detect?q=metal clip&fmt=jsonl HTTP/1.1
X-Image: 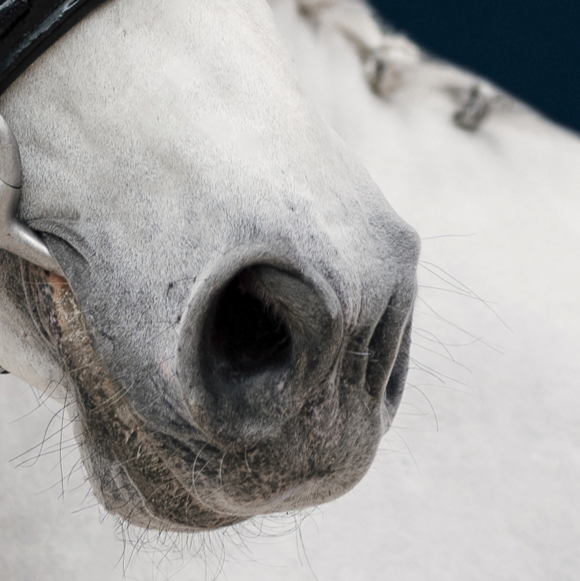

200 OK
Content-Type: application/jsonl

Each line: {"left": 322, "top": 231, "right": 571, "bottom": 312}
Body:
{"left": 0, "top": 113, "right": 64, "bottom": 276}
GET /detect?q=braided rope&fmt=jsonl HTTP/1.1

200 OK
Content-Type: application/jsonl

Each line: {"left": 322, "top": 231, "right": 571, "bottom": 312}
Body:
{"left": 294, "top": 0, "right": 508, "bottom": 131}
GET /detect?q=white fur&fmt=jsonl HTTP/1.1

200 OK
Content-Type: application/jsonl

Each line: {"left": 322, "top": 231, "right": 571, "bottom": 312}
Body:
{"left": 1, "top": 0, "right": 579, "bottom": 578}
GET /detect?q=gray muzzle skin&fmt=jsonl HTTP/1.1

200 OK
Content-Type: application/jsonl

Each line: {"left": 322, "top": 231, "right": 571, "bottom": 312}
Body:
{"left": 0, "top": 113, "right": 64, "bottom": 277}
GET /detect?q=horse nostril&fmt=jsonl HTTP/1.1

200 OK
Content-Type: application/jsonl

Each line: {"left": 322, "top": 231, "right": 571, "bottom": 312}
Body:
{"left": 208, "top": 270, "right": 292, "bottom": 376}
{"left": 184, "top": 263, "right": 342, "bottom": 447}
{"left": 364, "top": 291, "right": 415, "bottom": 413}
{"left": 196, "top": 266, "right": 298, "bottom": 443}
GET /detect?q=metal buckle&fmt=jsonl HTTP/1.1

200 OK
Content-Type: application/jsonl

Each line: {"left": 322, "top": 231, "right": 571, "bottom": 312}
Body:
{"left": 0, "top": 113, "right": 64, "bottom": 276}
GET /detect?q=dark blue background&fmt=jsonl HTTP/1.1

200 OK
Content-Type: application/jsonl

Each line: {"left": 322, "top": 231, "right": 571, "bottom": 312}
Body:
{"left": 369, "top": 0, "right": 580, "bottom": 134}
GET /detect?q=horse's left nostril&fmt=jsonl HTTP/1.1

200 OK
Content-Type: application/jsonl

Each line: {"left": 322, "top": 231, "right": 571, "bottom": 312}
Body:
{"left": 364, "top": 291, "right": 415, "bottom": 414}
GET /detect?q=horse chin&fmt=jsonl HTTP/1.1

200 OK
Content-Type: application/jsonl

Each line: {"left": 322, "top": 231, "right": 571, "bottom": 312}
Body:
{"left": 21, "top": 263, "right": 382, "bottom": 532}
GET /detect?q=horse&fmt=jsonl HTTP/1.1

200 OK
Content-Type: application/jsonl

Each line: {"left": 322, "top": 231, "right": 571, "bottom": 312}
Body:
{"left": 1, "top": 0, "right": 579, "bottom": 579}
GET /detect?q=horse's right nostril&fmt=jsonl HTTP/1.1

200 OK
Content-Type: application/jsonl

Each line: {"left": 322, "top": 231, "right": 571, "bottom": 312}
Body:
{"left": 208, "top": 269, "right": 293, "bottom": 377}
{"left": 185, "top": 263, "right": 342, "bottom": 447}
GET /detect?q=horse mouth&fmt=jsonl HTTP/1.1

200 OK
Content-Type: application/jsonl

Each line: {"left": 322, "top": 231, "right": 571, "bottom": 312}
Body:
{"left": 21, "top": 263, "right": 388, "bottom": 531}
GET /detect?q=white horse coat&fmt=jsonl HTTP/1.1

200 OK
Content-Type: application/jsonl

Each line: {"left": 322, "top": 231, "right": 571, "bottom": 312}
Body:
{"left": 1, "top": 0, "right": 579, "bottom": 579}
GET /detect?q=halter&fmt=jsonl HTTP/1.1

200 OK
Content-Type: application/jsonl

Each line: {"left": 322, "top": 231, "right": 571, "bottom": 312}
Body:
{"left": 0, "top": 0, "right": 107, "bottom": 278}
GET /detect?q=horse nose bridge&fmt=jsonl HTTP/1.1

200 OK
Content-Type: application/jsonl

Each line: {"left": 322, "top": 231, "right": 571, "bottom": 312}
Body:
{"left": 176, "top": 255, "right": 344, "bottom": 448}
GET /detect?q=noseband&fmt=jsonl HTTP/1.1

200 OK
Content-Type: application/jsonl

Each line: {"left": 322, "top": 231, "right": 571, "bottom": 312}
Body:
{"left": 0, "top": 0, "right": 107, "bottom": 277}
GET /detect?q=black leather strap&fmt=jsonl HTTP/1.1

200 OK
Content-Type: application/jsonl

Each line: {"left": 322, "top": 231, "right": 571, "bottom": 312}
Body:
{"left": 0, "top": 0, "right": 108, "bottom": 95}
